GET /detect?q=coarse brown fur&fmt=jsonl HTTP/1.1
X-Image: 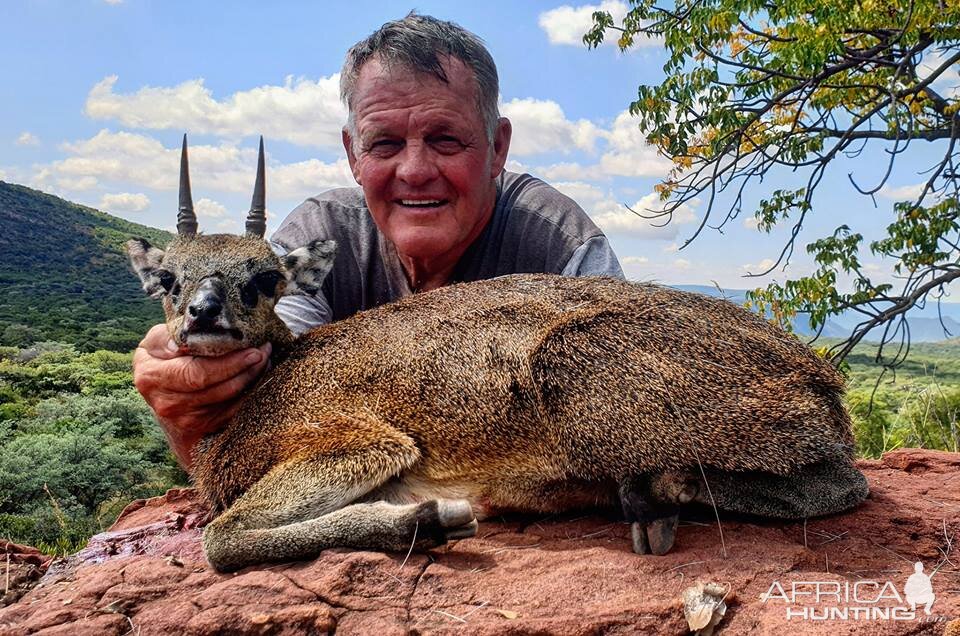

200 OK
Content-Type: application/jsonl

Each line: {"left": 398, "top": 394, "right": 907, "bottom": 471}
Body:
{"left": 193, "top": 273, "right": 857, "bottom": 514}
{"left": 130, "top": 226, "right": 868, "bottom": 571}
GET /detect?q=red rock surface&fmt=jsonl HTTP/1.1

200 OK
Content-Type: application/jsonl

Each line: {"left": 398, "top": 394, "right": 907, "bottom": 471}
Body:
{"left": 0, "top": 541, "right": 52, "bottom": 608}
{"left": 1, "top": 449, "right": 958, "bottom": 635}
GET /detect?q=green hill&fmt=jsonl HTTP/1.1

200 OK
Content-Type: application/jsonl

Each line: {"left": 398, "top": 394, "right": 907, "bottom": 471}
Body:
{"left": 0, "top": 182, "right": 172, "bottom": 352}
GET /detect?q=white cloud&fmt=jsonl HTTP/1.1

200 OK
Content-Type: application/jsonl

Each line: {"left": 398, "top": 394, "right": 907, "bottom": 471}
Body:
{"left": 195, "top": 198, "right": 242, "bottom": 231}
{"left": 741, "top": 258, "right": 778, "bottom": 275}
{"left": 84, "top": 75, "right": 347, "bottom": 148}
{"left": 53, "top": 175, "right": 98, "bottom": 191}
{"left": 16, "top": 132, "right": 40, "bottom": 146}
{"left": 878, "top": 183, "right": 925, "bottom": 200}
{"left": 34, "top": 130, "right": 354, "bottom": 199}
{"left": 271, "top": 157, "right": 355, "bottom": 198}
{"left": 599, "top": 111, "right": 672, "bottom": 177}
{"left": 504, "top": 159, "right": 529, "bottom": 174}
{"left": 589, "top": 191, "right": 697, "bottom": 238}
{"left": 551, "top": 181, "right": 608, "bottom": 208}
{"left": 103, "top": 0, "right": 123, "bottom": 4}
{"left": 918, "top": 51, "right": 960, "bottom": 98}
{"left": 620, "top": 254, "right": 701, "bottom": 284}
{"left": 743, "top": 216, "right": 760, "bottom": 230}
{"left": 513, "top": 109, "right": 673, "bottom": 182}
{"left": 532, "top": 161, "right": 604, "bottom": 181}
{"left": 195, "top": 197, "right": 227, "bottom": 218}
{"left": 99, "top": 192, "right": 149, "bottom": 213}
{"left": 538, "top": 1, "right": 660, "bottom": 48}
{"left": 539, "top": 1, "right": 624, "bottom": 46}
{"left": 501, "top": 98, "right": 602, "bottom": 155}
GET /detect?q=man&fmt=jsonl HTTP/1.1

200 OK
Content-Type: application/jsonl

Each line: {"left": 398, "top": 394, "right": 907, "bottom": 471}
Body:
{"left": 133, "top": 14, "right": 624, "bottom": 469}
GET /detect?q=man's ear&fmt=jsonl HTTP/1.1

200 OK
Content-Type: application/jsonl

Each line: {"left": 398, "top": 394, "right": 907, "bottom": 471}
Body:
{"left": 342, "top": 127, "right": 361, "bottom": 184}
{"left": 125, "top": 238, "right": 168, "bottom": 298}
{"left": 283, "top": 239, "right": 337, "bottom": 295}
{"left": 490, "top": 116, "right": 512, "bottom": 178}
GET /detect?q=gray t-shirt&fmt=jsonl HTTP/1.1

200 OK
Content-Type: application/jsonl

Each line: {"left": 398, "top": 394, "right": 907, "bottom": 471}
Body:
{"left": 271, "top": 171, "right": 624, "bottom": 335}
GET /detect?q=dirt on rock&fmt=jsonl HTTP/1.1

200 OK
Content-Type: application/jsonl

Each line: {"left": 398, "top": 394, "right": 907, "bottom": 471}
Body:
{"left": 1, "top": 449, "right": 958, "bottom": 635}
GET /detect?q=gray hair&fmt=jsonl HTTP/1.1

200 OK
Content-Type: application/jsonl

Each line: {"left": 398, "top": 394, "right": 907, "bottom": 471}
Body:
{"left": 340, "top": 13, "right": 500, "bottom": 141}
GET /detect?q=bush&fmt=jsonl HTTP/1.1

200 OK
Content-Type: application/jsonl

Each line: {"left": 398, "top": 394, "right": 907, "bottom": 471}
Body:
{"left": 900, "top": 384, "right": 960, "bottom": 453}
{"left": 0, "top": 423, "right": 147, "bottom": 513}
{"left": 847, "top": 388, "right": 900, "bottom": 458}
{"left": 848, "top": 382, "right": 960, "bottom": 458}
{"left": 0, "top": 343, "right": 186, "bottom": 553}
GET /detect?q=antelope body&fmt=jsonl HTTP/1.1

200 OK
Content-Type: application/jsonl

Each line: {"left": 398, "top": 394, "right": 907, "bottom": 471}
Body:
{"left": 128, "top": 138, "right": 868, "bottom": 572}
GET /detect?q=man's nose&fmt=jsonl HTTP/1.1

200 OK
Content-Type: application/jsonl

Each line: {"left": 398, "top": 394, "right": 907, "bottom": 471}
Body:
{"left": 395, "top": 142, "right": 439, "bottom": 186}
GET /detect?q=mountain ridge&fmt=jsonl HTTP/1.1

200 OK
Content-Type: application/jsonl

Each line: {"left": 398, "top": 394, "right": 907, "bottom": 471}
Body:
{"left": 673, "top": 284, "right": 960, "bottom": 342}
{"left": 0, "top": 181, "right": 172, "bottom": 351}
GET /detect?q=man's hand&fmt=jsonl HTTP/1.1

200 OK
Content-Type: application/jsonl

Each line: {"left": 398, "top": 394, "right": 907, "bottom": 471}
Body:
{"left": 132, "top": 324, "right": 271, "bottom": 471}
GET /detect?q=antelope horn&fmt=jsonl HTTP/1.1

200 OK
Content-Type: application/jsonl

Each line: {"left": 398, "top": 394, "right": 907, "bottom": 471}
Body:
{"left": 246, "top": 136, "right": 267, "bottom": 238}
{"left": 176, "top": 134, "right": 198, "bottom": 237}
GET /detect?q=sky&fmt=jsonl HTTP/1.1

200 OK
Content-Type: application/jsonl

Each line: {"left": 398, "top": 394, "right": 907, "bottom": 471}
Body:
{"left": 1, "top": 0, "right": 956, "bottom": 293}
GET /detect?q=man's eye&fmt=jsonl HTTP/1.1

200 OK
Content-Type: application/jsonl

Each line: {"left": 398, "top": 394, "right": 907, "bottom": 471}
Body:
{"left": 429, "top": 136, "right": 465, "bottom": 154}
{"left": 368, "top": 140, "right": 403, "bottom": 156}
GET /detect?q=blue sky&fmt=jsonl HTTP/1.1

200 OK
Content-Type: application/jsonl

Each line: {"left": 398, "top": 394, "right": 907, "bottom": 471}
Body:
{"left": 1, "top": 0, "right": 953, "bottom": 292}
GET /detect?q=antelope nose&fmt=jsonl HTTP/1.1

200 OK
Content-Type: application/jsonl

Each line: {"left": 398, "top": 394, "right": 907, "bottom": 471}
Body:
{"left": 189, "top": 297, "right": 222, "bottom": 320}
{"left": 188, "top": 279, "right": 225, "bottom": 320}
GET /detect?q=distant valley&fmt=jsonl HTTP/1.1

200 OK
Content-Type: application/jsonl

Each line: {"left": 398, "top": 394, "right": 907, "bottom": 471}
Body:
{"left": 674, "top": 285, "right": 960, "bottom": 343}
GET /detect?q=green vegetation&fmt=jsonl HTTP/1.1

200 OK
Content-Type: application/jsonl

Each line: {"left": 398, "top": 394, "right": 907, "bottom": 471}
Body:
{"left": 0, "top": 342, "right": 186, "bottom": 555}
{"left": 0, "top": 183, "right": 183, "bottom": 553}
{"left": 841, "top": 339, "right": 960, "bottom": 457}
{"left": 0, "top": 182, "right": 172, "bottom": 352}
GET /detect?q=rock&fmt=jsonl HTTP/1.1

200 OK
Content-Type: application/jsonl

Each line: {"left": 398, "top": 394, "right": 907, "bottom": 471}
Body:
{"left": 0, "top": 541, "right": 52, "bottom": 607}
{"left": 1, "top": 449, "right": 958, "bottom": 635}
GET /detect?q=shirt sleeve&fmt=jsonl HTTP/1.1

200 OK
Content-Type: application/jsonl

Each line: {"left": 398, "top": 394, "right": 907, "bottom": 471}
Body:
{"left": 560, "top": 235, "right": 625, "bottom": 279}
{"left": 274, "top": 294, "right": 333, "bottom": 336}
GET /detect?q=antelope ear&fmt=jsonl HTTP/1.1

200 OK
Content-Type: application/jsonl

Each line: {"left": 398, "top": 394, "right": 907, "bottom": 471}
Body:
{"left": 282, "top": 239, "right": 337, "bottom": 295}
{"left": 126, "top": 238, "right": 168, "bottom": 298}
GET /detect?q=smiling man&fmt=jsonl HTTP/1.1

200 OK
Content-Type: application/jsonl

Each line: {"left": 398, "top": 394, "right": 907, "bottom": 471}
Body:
{"left": 133, "top": 13, "right": 624, "bottom": 469}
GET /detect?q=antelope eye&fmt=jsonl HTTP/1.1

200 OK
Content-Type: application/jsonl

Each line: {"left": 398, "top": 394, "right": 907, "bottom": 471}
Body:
{"left": 253, "top": 271, "right": 284, "bottom": 297}
{"left": 157, "top": 270, "right": 176, "bottom": 293}
{"left": 240, "top": 271, "right": 284, "bottom": 308}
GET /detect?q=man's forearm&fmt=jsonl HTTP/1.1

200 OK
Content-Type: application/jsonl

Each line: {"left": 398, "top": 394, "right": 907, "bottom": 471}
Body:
{"left": 159, "top": 417, "right": 200, "bottom": 472}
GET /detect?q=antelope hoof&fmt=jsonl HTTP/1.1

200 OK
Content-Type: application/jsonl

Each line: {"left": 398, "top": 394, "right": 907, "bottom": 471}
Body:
{"left": 436, "top": 499, "right": 478, "bottom": 541}
{"left": 645, "top": 514, "right": 679, "bottom": 555}
{"left": 619, "top": 477, "right": 681, "bottom": 555}
{"left": 416, "top": 499, "right": 478, "bottom": 546}
{"left": 629, "top": 513, "right": 680, "bottom": 555}
{"left": 445, "top": 519, "right": 479, "bottom": 541}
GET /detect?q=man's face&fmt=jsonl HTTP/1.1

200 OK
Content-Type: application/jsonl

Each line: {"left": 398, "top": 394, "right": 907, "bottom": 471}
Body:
{"left": 342, "top": 57, "right": 511, "bottom": 263}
